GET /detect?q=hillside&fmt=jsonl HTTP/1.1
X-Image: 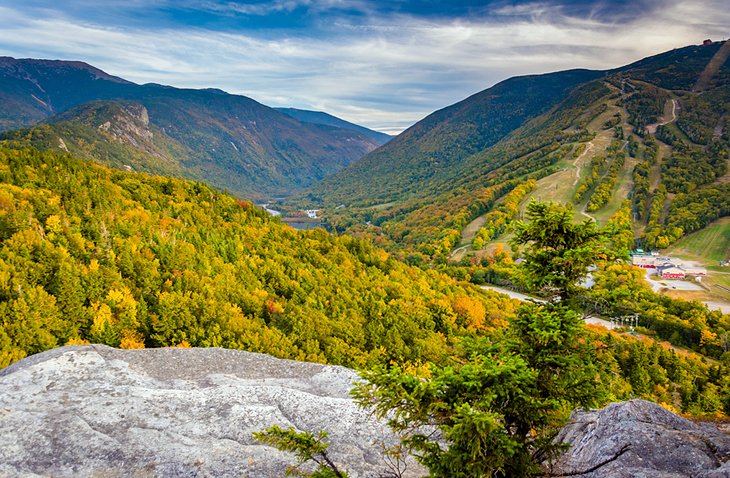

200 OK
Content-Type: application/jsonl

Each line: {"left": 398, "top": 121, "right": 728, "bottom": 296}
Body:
{"left": 0, "top": 101, "right": 193, "bottom": 180}
{"left": 275, "top": 107, "right": 392, "bottom": 144}
{"left": 293, "top": 42, "right": 730, "bottom": 262}
{"left": 0, "top": 57, "right": 383, "bottom": 199}
{"left": 0, "top": 146, "right": 519, "bottom": 370}
{"left": 303, "top": 68, "right": 602, "bottom": 206}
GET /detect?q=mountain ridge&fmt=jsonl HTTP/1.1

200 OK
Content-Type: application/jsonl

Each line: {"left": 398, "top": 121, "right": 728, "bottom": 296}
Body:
{"left": 0, "top": 56, "right": 384, "bottom": 199}
{"left": 275, "top": 107, "right": 392, "bottom": 144}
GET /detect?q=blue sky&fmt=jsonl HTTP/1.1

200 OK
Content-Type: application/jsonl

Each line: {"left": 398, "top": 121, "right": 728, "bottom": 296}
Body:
{"left": 0, "top": 0, "right": 728, "bottom": 133}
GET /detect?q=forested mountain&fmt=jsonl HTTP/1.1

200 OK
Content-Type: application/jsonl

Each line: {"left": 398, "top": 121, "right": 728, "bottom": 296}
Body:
{"left": 295, "top": 42, "right": 730, "bottom": 261}
{"left": 0, "top": 146, "right": 517, "bottom": 369}
{"left": 275, "top": 107, "right": 392, "bottom": 144}
{"left": 303, "top": 68, "right": 602, "bottom": 206}
{"left": 0, "top": 57, "right": 383, "bottom": 199}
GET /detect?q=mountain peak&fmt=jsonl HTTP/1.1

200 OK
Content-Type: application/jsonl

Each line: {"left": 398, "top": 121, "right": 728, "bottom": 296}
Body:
{"left": 0, "top": 56, "right": 133, "bottom": 84}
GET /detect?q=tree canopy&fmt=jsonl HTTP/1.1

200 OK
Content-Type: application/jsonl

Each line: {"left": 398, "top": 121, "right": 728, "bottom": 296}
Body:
{"left": 511, "top": 200, "right": 606, "bottom": 301}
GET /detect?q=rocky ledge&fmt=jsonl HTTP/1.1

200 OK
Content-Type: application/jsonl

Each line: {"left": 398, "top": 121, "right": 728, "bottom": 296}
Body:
{"left": 551, "top": 399, "right": 730, "bottom": 477}
{"left": 0, "top": 345, "right": 420, "bottom": 478}
{"left": 1, "top": 346, "right": 729, "bottom": 477}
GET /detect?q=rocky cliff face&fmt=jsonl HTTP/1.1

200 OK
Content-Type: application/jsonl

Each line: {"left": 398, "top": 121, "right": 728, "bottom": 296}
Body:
{"left": 2, "top": 346, "right": 729, "bottom": 478}
{"left": 0, "top": 345, "right": 422, "bottom": 478}
{"left": 550, "top": 399, "right": 730, "bottom": 477}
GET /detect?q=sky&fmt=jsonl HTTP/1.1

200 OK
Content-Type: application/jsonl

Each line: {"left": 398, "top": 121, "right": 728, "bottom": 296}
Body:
{"left": 0, "top": 1, "right": 728, "bottom": 134}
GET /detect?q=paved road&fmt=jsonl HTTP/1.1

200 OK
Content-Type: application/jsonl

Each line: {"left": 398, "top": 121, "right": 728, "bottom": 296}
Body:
{"left": 481, "top": 285, "right": 718, "bottom": 360}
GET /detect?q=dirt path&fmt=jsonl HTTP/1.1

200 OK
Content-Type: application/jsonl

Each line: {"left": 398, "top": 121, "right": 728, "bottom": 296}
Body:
{"left": 645, "top": 99, "right": 678, "bottom": 134}
{"left": 580, "top": 206, "right": 596, "bottom": 222}
{"left": 449, "top": 245, "right": 470, "bottom": 261}
{"left": 573, "top": 141, "right": 594, "bottom": 185}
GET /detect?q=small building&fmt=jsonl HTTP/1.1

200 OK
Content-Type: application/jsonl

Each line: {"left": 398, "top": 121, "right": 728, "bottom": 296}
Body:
{"left": 658, "top": 265, "right": 686, "bottom": 279}
{"left": 683, "top": 266, "right": 707, "bottom": 277}
{"left": 632, "top": 255, "right": 656, "bottom": 268}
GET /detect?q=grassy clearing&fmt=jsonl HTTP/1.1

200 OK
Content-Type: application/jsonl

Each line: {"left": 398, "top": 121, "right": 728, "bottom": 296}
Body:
{"left": 663, "top": 217, "right": 730, "bottom": 304}
{"left": 703, "top": 274, "right": 730, "bottom": 303}
{"left": 526, "top": 101, "right": 621, "bottom": 212}
{"left": 528, "top": 165, "right": 576, "bottom": 205}
{"left": 665, "top": 217, "right": 730, "bottom": 264}
{"left": 459, "top": 214, "right": 487, "bottom": 247}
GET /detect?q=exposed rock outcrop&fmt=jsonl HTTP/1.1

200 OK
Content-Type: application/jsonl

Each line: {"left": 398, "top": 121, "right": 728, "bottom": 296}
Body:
{"left": 97, "top": 103, "right": 154, "bottom": 146}
{"left": 549, "top": 399, "right": 730, "bottom": 477}
{"left": 2, "top": 347, "right": 729, "bottom": 478}
{"left": 0, "top": 345, "right": 421, "bottom": 478}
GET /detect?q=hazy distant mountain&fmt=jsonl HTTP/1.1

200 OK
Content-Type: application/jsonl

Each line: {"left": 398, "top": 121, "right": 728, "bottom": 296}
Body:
{"left": 0, "top": 56, "right": 382, "bottom": 198}
{"left": 275, "top": 107, "right": 392, "bottom": 144}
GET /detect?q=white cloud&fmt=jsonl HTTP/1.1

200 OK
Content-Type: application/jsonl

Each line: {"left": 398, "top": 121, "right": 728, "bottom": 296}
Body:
{"left": 0, "top": 1, "right": 728, "bottom": 133}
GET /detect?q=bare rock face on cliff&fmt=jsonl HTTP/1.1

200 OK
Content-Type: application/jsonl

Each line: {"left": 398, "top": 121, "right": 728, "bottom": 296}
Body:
{"left": 0, "top": 345, "right": 421, "bottom": 478}
{"left": 549, "top": 399, "right": 730, "bottom": 478}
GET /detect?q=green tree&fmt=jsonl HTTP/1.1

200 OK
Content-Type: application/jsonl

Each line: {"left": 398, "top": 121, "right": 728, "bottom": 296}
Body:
{"left": 511, "top": 200, "right": 606, "bottom": 301}
{"left": 353, "top": 302, "right": 601, "bottom": 477}
{"left": 253, "top": 425, "right": 348, "bottom": 478}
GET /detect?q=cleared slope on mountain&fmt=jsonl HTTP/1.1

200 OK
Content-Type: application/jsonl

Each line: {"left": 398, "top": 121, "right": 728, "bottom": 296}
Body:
{"left": 310, "top": 79, "right": 609, "bottom": 259}
{"left": 0, "top": 57, "right": 381, "bottom": 198}
{"left": 303, "top": 68, "right": 603, "bottom": 207}
{"left": 275, "top": 107, "right": 392, "bottom": 144}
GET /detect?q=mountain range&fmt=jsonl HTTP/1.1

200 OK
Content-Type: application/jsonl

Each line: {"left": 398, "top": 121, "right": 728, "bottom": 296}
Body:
{"left": 0, "top": 42, "right": 728, "bottom": 259}
{"left": 1, "top": 41, "right": 729, "bottom": 466}
{"left": 0, "top": 56, "right": 387, "bottom": 199}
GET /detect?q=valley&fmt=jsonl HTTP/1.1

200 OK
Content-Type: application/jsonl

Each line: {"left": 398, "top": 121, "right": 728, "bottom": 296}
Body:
{"left": 295, "top": 42, "right": 729, "bottom": 275}
{"left": 1, "top": 33, "right": 730, "bottom": 478}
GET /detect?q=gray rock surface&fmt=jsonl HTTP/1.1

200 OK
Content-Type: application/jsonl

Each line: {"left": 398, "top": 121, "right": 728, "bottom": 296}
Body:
{"left": 4, "top": 347, "right": 729, "bottom": 478}
{"left": 0, "top": 345, "right": 422, "bottom": 478}
{"left": 549, "top": 399, "right": 730, "bottom": 478}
